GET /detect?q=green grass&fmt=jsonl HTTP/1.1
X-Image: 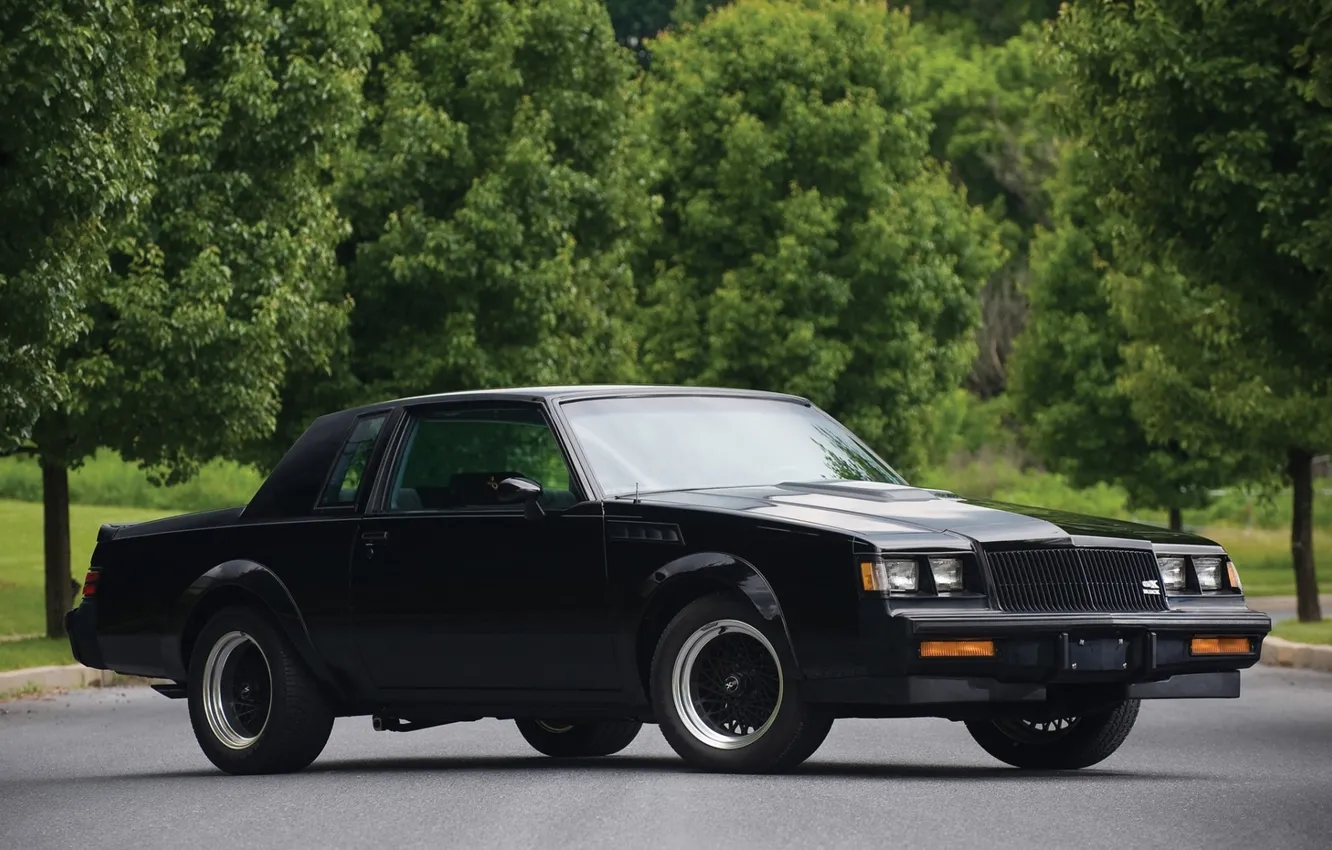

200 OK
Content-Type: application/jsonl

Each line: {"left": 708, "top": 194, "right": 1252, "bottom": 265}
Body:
{"left": 0, "top": 449, "right": 261, "bottom": 513}
{"left": 1271, "top": 619, "right": 1332, "bottom": 645}
{"left": 0, "top": 637, "right": 75, "bottom": 671}
{"left": 1198, "top": 526, "right": 1327, "bottom": 598}
{"left": 0, "top": 499, "right": 171, "bottom": 637}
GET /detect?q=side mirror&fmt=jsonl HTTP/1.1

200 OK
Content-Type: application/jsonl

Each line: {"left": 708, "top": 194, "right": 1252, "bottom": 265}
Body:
{"left": 497, "top": 476, "right": 545, "bottom": 521}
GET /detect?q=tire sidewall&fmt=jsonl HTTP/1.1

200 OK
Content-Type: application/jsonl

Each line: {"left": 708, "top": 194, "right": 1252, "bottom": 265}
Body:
{"left": 966, "top": 699, "right": 1141, "bottom": 770}
{"left": 186, "top": 606, "right": 299, "bottom": 772}
{"left": 650, "top": 593, "right": 815, "bottom": 773}
{"left": 515, "top": 718, "right": 642, "bottom": 757}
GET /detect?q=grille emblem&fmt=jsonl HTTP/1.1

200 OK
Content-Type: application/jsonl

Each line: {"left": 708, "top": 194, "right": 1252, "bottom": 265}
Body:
{"left": 1142, "top": 579, "right": 1161, "bottom": 595}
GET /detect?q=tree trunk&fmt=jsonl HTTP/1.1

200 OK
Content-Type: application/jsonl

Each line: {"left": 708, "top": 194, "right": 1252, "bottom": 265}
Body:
{"left": 1168, "top": 507, "right": 1182, "bottom": 532}
{"left": 1289, "top": 448, "right": 1322, "bottom": 623}
{"left": 42, "top": 458, "right": 73, "bottom": 639}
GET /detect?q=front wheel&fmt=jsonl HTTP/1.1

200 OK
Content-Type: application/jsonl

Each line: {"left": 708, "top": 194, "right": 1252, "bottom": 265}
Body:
{"left": 964, "top": 699, "right": 1141, "bottom": 769}
{"left": 187, "top": 605, "right": 335, "bottom": 775}
{"left": 514, "top": 719, "right": 642, "bottom": 757}
{"left": 650, "top": 594, "right": 832, "bottom": 774}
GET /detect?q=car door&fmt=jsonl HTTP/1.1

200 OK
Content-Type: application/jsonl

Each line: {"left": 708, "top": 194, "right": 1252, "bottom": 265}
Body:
{"left": 350, "top": 401, "right": 621, "bottom": 693}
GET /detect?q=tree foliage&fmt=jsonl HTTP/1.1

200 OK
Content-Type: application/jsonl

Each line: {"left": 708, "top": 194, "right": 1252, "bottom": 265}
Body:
{"left": 604, "top": 0, "right": 676, "bottom": 44}
{"left": 908, "top": 0, "right": 1061, "bottom": 45}
{"left": 39, "top": 0, "right": 377, "bottom": 479}
{"left": 636, "top": 0, "right": 1002, "bottom": 474}
{"left": 1009, "top": 144, "right": 1241, "bottom": 524}
{"left": 21, "top": 0, "right": 376, "bottom": 636}
{"left": 304, "top": 0, "right": 653, "bottom": 439}
{"left": 916, "top": 23, "right": 1060, "bottom": 396}
{"left": 1053, "top": 0, "right": 1332, "bottom": 618}
{"left": 0, "top": 1, "right": 167, "bottom": 450}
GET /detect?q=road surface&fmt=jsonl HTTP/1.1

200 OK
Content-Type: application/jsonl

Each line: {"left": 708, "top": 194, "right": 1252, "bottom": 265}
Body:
{"left": 2, "top": 665, "right": 1330, "bottom": 850}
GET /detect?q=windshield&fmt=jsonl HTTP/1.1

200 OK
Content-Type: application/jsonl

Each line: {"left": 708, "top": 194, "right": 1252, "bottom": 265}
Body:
{"left": 560, "top": 395, "right": 906, "bottom": 497}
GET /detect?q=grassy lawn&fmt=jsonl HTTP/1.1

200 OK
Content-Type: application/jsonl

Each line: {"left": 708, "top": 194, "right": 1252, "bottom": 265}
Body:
{"left": 0, "top": 499, "right": 171, "bottom": 637}
{"left": 0, "top": 637, "right": 75, "bottom": 670}
{"left": 1271, "top": 619, "right": 1332, "bottom": 645}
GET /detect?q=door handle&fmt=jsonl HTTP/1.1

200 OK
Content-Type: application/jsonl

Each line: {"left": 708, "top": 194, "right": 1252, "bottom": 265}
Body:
{"left": 361, "top": 531, "right": 389, "bottom": 542}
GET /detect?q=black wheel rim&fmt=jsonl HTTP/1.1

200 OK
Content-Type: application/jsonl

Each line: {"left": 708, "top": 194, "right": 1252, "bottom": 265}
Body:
{"left": 994, "top": 716, "right": 1081, "bottom": 744}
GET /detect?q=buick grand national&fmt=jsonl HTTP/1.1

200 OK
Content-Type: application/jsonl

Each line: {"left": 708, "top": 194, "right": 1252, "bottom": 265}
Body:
{"left": 66, "top": 386, "right": 1271, "bottom": 775}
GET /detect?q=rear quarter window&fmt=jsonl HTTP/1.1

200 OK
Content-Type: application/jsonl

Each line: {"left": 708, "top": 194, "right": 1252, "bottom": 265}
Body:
{"left": 318, "top": 415, "right": 387, "bottom": 507}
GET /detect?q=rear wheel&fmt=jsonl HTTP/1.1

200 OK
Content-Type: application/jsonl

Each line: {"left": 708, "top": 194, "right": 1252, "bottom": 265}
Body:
{"left": 651, "top": 594, "right": 832, "bottom": 774}
{"left": 187, "top": 605, "right": 334, "bottom": 775}
{"left": 514, "top": 718, "right": 642, "bottom": 757}
{"left": 964, "top": 699, "right": 1140, "bottom": 769}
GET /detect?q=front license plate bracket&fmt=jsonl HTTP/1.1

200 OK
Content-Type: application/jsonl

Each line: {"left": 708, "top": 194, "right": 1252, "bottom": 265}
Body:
{"left": 1060, "top": 633, "right": 1129, "bottom": 672}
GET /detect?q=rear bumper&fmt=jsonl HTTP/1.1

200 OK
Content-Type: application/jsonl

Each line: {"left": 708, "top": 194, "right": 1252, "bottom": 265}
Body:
{"left": 804, "top": 607, "right": 1269, "bottom": 709}
{"left": 65, "top": 603, "right": 106, "bottom": 670}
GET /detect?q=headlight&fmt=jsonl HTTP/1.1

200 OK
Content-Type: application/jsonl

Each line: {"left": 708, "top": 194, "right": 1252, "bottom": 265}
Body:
{"left": 1193, "top": 556, "right": 1223, "bottom": 591}
{"left": 860, "top": 557, "right": 918, "bottom": 592}
{"left": 929, "top": 557, "right": 964, "bottom": 592}
{"left": 1157, "top": 556, "right": 1187, "bottom": 592}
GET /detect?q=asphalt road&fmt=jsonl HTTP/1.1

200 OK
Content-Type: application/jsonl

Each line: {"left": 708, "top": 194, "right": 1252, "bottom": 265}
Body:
{"left": 2, "top": 666, "right": 1330, "bottom": 850}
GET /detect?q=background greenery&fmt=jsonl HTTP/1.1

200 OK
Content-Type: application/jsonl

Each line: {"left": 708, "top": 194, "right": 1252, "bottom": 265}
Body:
{"left": 2, "top": 0, "right": 1329, "bottom": 653}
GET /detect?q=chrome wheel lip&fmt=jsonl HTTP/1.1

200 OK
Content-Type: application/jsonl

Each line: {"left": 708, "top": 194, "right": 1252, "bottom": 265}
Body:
{"left": 535, "top": 720, "right": 575, "bottom": 734}
{"left": 202, "top": 630, "right": 272, "bottom": 750}
{"left": 671, "top": 618, "right": 784, "bottom": 750}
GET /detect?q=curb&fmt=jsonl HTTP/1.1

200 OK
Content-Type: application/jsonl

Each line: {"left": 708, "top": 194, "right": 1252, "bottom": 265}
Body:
{"left": 1260, "top": 636, "right": 1332, "bottom": 674}
{"left": 0, "top": 664, "right": 152, "bottom": 700}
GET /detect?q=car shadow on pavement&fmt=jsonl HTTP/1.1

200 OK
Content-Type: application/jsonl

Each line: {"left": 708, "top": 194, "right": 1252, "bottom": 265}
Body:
{"left": 93, "top": 755, "right": 1200, "bottom": 782}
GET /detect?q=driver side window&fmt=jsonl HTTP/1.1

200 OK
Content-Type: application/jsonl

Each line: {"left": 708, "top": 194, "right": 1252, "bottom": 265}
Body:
{"left": 386, "top": 406, "right": 577, "bottom": 512}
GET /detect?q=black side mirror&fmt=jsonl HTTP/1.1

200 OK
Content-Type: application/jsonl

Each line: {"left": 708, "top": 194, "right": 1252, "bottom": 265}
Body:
{"left": 497, "top": 476, "right": 545, "bottom": 521}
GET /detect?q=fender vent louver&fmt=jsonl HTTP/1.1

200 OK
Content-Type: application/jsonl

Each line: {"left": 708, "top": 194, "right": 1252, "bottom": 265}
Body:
{"left": 607, "top": 521, "right": 684, "bottom": 545}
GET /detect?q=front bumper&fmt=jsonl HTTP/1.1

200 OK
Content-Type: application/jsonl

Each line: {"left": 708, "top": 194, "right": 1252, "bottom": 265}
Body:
{"left": 804, "top": 607, "right": 1270, "bottom": 708}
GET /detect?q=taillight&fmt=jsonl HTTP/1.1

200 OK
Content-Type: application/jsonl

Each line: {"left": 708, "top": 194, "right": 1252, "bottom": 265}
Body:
{"left": 81, "top": 570, "right": 100, "bottom": 598}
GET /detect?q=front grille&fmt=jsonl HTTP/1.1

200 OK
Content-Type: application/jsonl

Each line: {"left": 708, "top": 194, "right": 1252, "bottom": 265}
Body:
{"left": 984, "top": 547, "right": 1168, "bottom": 613}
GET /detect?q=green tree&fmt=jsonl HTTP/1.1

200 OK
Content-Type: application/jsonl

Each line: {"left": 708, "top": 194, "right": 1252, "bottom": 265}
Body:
{"left": 23, "top": 0, "right": 375, "bottom": 638}
{"left": 908, "top": 0, "right": 1061, "bottom": 44}
{"left": 636, "top": 0, "right": 1002, "bottom": 475}
{"left": 916, "top": 23, "right": 1060, "bottom": 396}
{"left": 1053, "top": 0, "right": 1332, "bottom": 620}
{"left": 0, "top": 2, "right": 165, "bottom": 451}
{"left": 284, "top": 0, "right": 652, "bottom": 448}
{"left": 1009, "top": 144, "right": 1243, "bottom": 530}
{"left": 604, "top": 0, "right": 675, "bottom": 44}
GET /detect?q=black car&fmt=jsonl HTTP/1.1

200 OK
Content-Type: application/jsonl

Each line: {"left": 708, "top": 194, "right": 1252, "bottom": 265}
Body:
{"left": 66, "top": 386, "right": 1271, "bottom": 775}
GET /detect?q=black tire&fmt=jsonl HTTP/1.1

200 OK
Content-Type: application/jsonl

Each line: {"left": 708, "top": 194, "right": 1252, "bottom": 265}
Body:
{"left": 964, "top": 699, "right": 1141, "bottom": 770}
{"left": 514, "top": 718, "right": 643, "bottom": 757}
{"left": 187, "top": 605, "right": 335, "bottom": 775}
{"left": 650, "top": 593, "right": 832, "bottom": 774}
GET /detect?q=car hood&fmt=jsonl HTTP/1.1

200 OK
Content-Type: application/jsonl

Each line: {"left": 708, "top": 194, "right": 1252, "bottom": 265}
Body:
{"left": 638, "top": 480, "right": 1218, "bottom": 549}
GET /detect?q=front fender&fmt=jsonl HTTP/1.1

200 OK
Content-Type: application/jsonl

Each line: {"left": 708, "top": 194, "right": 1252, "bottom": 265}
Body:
{"left": 639, "top": 551, "right": 799, "bottom": 670}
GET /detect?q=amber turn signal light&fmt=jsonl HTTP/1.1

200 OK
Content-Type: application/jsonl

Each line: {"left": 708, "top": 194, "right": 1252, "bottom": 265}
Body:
{"left": 1226, "top": 560, "right": 1243, "bottom": 592}
{"left": 1190, "top": 636, "right": 1251, "bottom": 655}
{"left": 920, "top": 639, "right": 995, "bottom": 658}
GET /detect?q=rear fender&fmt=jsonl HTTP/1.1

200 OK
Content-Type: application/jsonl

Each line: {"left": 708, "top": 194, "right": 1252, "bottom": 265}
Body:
{"left": 168, "top": 560, "right": 342, "bottom": 700}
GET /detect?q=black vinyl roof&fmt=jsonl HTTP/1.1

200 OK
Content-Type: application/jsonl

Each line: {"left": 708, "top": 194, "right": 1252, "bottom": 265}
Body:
{"left": 243, "top": 385, "right": 811, "bottom": 519}
{"left": 334, "top": 384, "right": 812, "bottom": 418}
